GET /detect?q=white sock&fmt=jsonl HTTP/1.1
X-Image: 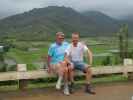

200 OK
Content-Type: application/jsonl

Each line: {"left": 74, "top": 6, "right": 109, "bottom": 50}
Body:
{"left": 64, "top": 82, "right": 70, "bottom": 95}
{"left": 56, "top": 76, "right": 63, "bottom": 90}
{"left": 58, "top": 76, "right": 63, "bottom": 84}
{"left": 64, "top": 82, "right": 69, "bottom": 88}
{"left": 87, "top": 81, "right": 90, "bottom": 85}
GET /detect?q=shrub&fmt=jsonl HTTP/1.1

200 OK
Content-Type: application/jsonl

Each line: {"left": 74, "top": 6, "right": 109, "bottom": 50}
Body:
{"left": 102, "top": 56, "right": 111, "bottom": 66}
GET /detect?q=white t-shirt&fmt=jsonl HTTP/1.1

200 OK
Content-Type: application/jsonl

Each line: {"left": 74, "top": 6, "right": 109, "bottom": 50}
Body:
{"left": 65, "top": 42, "right": 88, "bottom": 62}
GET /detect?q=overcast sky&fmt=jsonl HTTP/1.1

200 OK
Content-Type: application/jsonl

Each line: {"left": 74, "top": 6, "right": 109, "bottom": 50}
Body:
{"left": 0, "top": 0, "right": 133, "bottom": 19}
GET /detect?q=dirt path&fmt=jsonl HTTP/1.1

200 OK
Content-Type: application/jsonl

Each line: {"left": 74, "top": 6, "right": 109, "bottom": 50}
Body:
{"left": 0, "top": 82, "right": 133, "bottom": 100}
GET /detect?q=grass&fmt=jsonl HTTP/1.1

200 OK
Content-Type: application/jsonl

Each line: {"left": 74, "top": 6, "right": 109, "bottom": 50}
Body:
{"left": 7, "top": 47, "right": 48, "bottom": 63}
{"left": 6, "top": 47, "right": 49, "bottom": 70}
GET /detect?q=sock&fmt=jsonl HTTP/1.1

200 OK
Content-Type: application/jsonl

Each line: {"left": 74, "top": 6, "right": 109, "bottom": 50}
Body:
{"left": 64, "top": 82, "right": 69, "bottom": 88}
{"left": 57, "top": 75, "right": 63, "bottom": 84}
{"left": 87, "top": 82, "right": 90, "bottom": 85}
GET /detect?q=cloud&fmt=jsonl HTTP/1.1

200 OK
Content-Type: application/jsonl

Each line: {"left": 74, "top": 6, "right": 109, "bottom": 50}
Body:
{"left": 0, "top": 0, "right": 133, "bottom": 19}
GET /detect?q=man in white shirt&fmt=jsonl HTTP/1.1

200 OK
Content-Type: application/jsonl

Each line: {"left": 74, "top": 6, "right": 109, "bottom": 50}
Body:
{"left": 65, "top": 32, "right": 95, "bottom": 94}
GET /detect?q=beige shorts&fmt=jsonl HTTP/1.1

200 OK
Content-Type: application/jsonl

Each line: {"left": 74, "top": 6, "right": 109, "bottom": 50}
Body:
{"left": 50, "top": 61, "right": 67, "bottom": 74}
{"left": 50, "top": 63, "right": 61, "bottom": 74}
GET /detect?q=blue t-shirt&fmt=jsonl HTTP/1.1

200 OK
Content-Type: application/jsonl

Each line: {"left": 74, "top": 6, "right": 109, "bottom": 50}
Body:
{"left": 48, "top": 41, "right": 69, "bottom": 64}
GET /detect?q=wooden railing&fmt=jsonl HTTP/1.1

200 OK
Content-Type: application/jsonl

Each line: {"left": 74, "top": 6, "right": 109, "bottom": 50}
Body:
{"left": 0, "top": 65, "right": 133, "bottom": 90}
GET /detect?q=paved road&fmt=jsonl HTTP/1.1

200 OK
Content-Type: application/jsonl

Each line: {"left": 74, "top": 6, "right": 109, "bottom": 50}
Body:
{"left": 0, "top": 82, "right": 133, "bottom": 100}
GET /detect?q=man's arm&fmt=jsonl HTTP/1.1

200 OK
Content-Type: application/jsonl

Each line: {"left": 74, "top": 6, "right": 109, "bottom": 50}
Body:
{"left": 64, "top": 53, "right": 71, "bottom": 64}
{"left": 64, "top": 45, "right": 71, "bottom": 64}
{"left": 87, "top": 49, "right": 93, "bottom": 66}
{"left": 83, "top": 44, "right": 93, "bottom": 66}
{"left": 47, "top": 44, "right": 53, "bottom": 73}
{"left": 47, "top": 55, "right": 52, "bottom": 73}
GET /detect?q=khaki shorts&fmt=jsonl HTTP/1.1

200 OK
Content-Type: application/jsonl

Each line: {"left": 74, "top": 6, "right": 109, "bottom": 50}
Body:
{"left": 50, "top": 63, "right": 61, "bottom": 74}
{"left": 51, "top": 61, "right": 68, "bottom": 74}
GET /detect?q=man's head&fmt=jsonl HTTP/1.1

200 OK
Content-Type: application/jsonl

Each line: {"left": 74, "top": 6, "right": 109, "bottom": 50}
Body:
{"left": 72, "top": 32, "right": 80, "bottom": 46}
{"left": 56, "top": 32, "right": 65, "bottom": 44}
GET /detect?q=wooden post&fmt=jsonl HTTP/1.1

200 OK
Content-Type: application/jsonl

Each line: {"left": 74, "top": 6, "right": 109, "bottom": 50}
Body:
{"left": 123, "top": 59, "right": 133, "bottom": 79}
{"left": 128, "top": 73, "right": 133, "bottom": 80}
{"left": 17, "top": 64, "right": 28, "bottom": 90}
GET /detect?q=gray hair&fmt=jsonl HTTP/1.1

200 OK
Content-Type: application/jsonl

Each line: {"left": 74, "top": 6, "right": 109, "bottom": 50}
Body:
{"left": 56, "top": 32, "right": 64, "bottom": 36}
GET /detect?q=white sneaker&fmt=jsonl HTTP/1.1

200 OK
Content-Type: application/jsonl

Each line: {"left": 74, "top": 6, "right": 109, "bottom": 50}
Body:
{"left": 56, "top": 78, "right": 62, "bottom": 90}
{"left": 63, "top": 85, "right": 70, "bottom": 96}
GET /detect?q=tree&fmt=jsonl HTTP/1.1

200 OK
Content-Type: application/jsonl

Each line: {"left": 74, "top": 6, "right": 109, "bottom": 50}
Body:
{"left": 0, "top": 53, "right": 6, "bottom": 72}
{"left": 117, "top": 24, "right": 129, "bottom": 63}
{"left": 123, "top": 24, "right": 129, "bottom": 58}
{"left": 0, "top": 38, "right": 12, "bottom": 72}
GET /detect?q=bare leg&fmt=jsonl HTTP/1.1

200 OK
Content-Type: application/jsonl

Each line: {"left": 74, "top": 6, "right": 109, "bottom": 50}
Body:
{"left": 63, "top": 62, "right": 70, "bottom": 95}
{"left": 63, "top": 67, "right": 69, "bottom": 84}
{"left": 68, "top": 65, "right": 74, "bottom": 83}
{"left": 68, "top": 64, "right": 75, "bottom": 93}
{"left": 56, "top": 64, "right": 64, "bottom": 90}
{"left": 85, "top": 67, "right": 92, "bottom": 84}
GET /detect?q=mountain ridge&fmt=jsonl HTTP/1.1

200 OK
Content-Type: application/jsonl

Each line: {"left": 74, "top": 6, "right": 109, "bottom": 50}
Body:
{"left": 0, "top": 6, "right": 128, "bottom": 40}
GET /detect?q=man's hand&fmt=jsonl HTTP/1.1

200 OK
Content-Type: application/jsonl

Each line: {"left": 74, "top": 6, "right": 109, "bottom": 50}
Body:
{"left": 87, "top": 49, "right": 93, "bottom": 67}
{"left": 47, "top": 66, "right": 52, "bottom": 73}
{"left": 47, "top": 55, "right": 52, "bottom": 73}
{"left": 88, "top": 64, "right": 92, "bottom": 67}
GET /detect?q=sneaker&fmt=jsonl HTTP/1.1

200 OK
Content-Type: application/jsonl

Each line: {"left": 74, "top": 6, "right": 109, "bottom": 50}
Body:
{"left": 85, "top": 84, "right": 96, "bottom": 95}
{"left": 56, "top": 79, "right": 62, "bottom": 90}
{"left": 63, "top": 85, "right": 70, "bottom": 96}
{"left": 69, "top": 82, "right": 74, "bottom": 94}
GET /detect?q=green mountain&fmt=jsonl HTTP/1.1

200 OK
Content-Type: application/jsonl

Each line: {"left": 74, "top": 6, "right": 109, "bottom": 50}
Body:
{"left": 0, "top": 6, "right": 120, "bottom": 40}
{"left": 82, "top": 11, "right": 118, "bottom": 27}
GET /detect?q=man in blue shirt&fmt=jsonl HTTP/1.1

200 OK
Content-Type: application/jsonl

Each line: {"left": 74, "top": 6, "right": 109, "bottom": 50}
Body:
{"left": 47, "top": 32, "right": 70, "bottom": 95}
